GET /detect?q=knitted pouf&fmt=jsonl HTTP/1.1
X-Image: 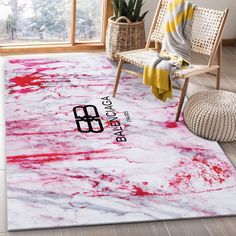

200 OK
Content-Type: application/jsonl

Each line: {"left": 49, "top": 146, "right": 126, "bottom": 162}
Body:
{"left": 183, "top": 90, "right": 236, "bottom": 142}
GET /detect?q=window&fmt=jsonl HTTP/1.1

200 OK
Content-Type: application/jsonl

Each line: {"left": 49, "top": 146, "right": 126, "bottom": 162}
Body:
{"left": 0, "top": 0, "right": 111, "bottom": 52}
{"left": 0, "top": 0, "right": 72, "bottom": 45}
{"left": 76, "top": 0, "right": 103, "bottom": 42}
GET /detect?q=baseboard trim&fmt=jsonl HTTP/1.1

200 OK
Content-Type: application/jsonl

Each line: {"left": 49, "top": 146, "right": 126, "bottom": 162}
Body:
{"left": 222, "top": 39, "right": 236, "bottom": 47}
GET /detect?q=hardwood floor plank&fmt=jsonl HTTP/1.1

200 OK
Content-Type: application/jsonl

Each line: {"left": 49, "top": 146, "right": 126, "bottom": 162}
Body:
{"left": 114, "top": 222, "right": 169, "bottom": 236}
{"left": 7, "top": 229, "right": 62, "bottom": 236}
{"left": 220, "top": 143, "right": 236, "bottom": 166}
{"left": 61, "top": 222, "right": 170, "bottom": 236}
{"left": 217, "top": 217, "right": 236, "bottom": 236}
{"left": 61, "top": 225, "right": 115, "bottom": 236}
{"left": 165, "top": 218, "right": 225, "bottom": 236}
{"left": 198, "top": 218, "right": 226, "bottom": 236}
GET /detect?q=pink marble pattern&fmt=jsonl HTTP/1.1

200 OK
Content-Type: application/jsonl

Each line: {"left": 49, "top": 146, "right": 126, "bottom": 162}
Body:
{"left": 5, "top": 53, "right": 236, "bottom": 230}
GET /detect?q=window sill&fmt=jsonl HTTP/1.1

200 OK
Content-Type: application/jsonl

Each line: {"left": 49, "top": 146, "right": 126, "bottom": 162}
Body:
{"left": 0, "top": 43, "right": 105, "bottom": 55}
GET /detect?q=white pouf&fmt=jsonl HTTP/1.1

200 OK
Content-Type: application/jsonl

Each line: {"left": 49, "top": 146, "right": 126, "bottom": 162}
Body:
{"left": 183, "top": 90, "right": 236, "bottom": 142}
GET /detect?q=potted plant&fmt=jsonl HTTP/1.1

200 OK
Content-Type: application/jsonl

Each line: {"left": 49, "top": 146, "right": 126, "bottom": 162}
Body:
{"left": 106, "top": 0, "right": 149, "bottom": 61}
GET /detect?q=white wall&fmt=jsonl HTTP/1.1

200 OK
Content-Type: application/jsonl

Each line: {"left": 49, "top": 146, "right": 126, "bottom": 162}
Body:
{"left": 143, "top": 0, "right": 236, "bottom": 39}
{"left": 142, "top": 0, "right": 158, "bottom": 39}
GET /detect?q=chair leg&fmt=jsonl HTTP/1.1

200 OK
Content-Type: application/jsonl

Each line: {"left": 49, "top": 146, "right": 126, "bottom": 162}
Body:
{"left": 113, "top": 59, "right": 123, "bottom": 97}
{"left": 216, "top": 67, "right": 221, "bottom": 90}
{"left": 216, "top": 41, "right": 222, "bottom": 90}
{"left": 175, "top": 78, "right": 189, "bottom": 122}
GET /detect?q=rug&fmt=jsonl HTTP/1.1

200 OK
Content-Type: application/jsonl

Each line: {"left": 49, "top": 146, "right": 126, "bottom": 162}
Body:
{"left": 5, "top": 53, "right": 236, "bottom": 230}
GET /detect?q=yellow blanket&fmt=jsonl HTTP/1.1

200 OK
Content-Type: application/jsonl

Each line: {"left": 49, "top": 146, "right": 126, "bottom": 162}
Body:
{"left": 143, "top": 0, "right": 194, "bottom": 102}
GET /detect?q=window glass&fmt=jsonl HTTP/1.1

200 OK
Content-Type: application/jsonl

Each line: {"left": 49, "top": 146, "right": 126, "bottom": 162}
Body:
{"left": 0, "top": 0, "right": 71, "bottom": 45}
{"left": 75, "top": 0, "right": 103, "bottom": 42}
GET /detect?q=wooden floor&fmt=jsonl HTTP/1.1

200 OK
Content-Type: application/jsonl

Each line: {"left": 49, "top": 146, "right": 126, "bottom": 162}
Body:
{"left": 0, "top": 47, "right": 236, "bottom": 236}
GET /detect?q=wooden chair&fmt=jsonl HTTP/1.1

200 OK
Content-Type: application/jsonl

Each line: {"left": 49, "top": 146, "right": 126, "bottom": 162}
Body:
{"left": 112, "top": 0, "right": 229, "bottom": 121}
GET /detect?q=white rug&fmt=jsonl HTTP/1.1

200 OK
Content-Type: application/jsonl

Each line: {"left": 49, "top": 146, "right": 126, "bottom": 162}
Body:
{"left": 5, "top": 53, "right": 236, "bottom": 230}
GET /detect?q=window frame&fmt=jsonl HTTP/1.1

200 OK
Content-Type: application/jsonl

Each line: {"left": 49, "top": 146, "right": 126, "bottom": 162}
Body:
{"left": 0, "top": 0, "right": 113, "bottom": 55}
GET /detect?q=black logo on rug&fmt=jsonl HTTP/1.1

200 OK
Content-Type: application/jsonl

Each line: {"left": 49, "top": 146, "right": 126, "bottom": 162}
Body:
{"left": 73, "top": 105, "right": 104, "bottom": 133}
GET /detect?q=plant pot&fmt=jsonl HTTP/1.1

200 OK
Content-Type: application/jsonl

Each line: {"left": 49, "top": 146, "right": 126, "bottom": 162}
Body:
{"left": 106, "top": 16, "right": 145, "bottom": 61}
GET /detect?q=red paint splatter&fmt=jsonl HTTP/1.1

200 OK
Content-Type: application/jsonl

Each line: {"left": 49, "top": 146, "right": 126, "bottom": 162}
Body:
{"left": 8, "top": 72, "right": 46, "bottom": 94}
{"left": 92, "top": 180, "right": 100, "bottom": 188}
{"left": 67, "top": 175, "right": 88, "bottom": 180}
{"left": 9, "top": 73, "right": 44, "bottom": 88}
{"left": 22, "top": 156, "right": 65, "bottom": 165}
{"left": 9, "top": 58, "right": 60, "bottom": 67}
{"left": 6, "top": 120, "right": 38, "bottom": 131}
{"left": 9, "top": 87, "right": 36, "bottom": 94}
{"left": 79, "top": 73, "right": 92, "bottom": 77}
{"left": 142, "top": 181, "right": 149, "bottom": 185}
{"left": 168, "top": 153, "right": 233, "bottom": 193}
{"left": 100, "top": 174, "right": 114, "bottom": 182}
{"left": 7, "top": 149, "right": 109, "bottom": 165}
{"left": 7, "top": 65, "right": 64, "bottom": 94}
{"left": 132, "top": 185, "right": 154, "bottom": 196}
{"left": 102, "top": 187, "right": 110, "bottom": 191}
{"left": 35, "top": 67, "right": 62, "bottom": 73}
{"left": 169, "top": 173, "right": 192, "bottom": 189}
{"left": 164, "top": 121, "right": 178, "bottom": 128}
{"left": 7, "top": 129, "right": 77, "bottom": 136}
{"left": 213, "top": 166, "right": 223, "bottom": 174}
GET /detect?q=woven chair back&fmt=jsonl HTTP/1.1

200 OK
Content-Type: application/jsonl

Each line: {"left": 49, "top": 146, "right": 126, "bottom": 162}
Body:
{"left": 150, "top": 0, "right": 226, "bottom": 56}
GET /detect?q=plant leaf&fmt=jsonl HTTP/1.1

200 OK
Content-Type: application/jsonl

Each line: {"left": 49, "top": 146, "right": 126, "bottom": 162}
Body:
{"left": 123, "top": 0, "right": 128, "bottom": 17}
{"left": 112, "top": 0, "right": 119, "bottom": 18}
{"left": 133, "top": 0, "right": 143, "bottom": 22}
{"left": 138, "top": 10, "right": 148, "bottom": 21}
{"left": 127, "top": 0, "right": 135, "bottom": 21}
{"left": 118, "top": 0, "right": 124, "bottom": 17}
